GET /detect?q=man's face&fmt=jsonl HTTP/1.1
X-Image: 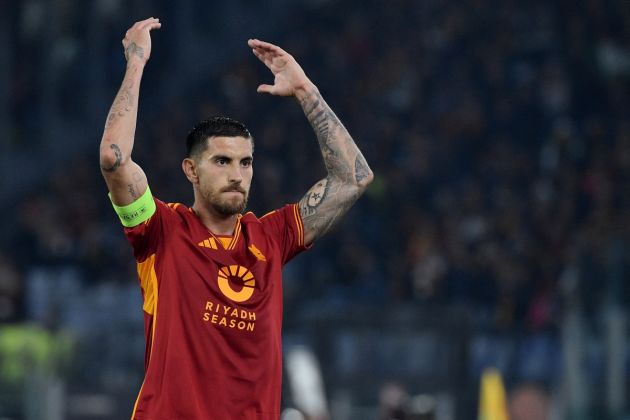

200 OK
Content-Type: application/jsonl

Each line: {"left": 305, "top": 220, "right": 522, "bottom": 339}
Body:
{"left": 194, "top": 136, "right": 253, "bottom": 216}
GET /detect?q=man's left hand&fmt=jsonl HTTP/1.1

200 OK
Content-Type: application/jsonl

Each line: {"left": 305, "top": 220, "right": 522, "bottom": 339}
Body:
{"left": 248, "top": 39, "right": 314, "bottom": 99}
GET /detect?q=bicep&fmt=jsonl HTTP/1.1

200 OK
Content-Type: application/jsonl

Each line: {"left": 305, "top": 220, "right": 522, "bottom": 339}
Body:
{"left": 298, "top": 176, "right": 362, "bottom": 246}
{"left": 102, "top": 160, "right": 149, "bottom": 206}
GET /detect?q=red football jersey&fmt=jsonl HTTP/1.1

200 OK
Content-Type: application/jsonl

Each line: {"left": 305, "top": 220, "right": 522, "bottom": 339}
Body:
{"left": 124, "top": 197, "right": 308, "bottom": 419}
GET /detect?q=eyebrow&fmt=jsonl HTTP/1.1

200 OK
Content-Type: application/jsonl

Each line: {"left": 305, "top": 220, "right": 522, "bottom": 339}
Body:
{"left": 210, "top": 154, "right": 253, "bottom": 161}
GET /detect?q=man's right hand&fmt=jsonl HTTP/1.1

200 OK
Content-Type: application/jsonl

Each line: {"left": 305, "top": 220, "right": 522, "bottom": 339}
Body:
{"left": 122, "top": 18, "right": 161, "bottom": 65}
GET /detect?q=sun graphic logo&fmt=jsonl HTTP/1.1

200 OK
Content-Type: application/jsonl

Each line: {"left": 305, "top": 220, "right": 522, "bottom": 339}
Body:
{"left": 217, "top": 265, "right": 256, "bottom": 303}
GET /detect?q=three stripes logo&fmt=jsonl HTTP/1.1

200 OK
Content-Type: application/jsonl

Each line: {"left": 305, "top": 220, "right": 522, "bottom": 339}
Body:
{"left": 198, "top": 237, "right": 219, "bottom": 249}
{"left": 217, "top": 265, "right": 256, "bottom": 303}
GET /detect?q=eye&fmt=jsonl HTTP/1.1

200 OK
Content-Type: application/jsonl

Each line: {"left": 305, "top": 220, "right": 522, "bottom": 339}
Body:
{"left": 241, "top": 159, "right": 252, "bottom": 168}
{"left": 216, "top": 157, "right": 228, "bottom": 166}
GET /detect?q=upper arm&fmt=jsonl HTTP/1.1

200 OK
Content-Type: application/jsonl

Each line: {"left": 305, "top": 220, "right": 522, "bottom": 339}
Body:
{"left": 101, "top": 158, "right": 149, "bottom": 206}
{"left": 298, "top": 176, "right": 364, "bottom": 246}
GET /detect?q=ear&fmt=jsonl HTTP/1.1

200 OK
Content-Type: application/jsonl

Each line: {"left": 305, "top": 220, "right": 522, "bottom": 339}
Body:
{"left": 182, "top": 158, "right": 199, "bottom": 184}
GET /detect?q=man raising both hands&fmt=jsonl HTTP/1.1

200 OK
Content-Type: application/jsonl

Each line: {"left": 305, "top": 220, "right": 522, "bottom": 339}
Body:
{"left": 100, "top": 18, "right": 373, "bottom": 419}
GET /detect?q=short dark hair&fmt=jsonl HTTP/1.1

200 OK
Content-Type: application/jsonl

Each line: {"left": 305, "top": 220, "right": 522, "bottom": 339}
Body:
{"left": 186, "top": 116, "right": 253, "bottom": 158}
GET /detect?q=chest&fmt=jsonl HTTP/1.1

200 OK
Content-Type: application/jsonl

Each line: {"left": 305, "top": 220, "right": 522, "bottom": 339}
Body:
{"left": 157, "top": 221, "right": 284, "bottom": 317}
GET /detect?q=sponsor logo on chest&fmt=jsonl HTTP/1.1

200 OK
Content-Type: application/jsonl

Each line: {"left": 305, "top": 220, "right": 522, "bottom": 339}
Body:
{"left": 202, "top": 265, "right": 258, "bottom": 333}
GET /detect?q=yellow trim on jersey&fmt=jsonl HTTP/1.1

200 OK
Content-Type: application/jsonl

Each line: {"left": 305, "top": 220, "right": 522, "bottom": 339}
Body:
{"left": 292, "top": 204, "right": 305, "bottom": 247}
{"left": 137, "top": 254, "right": 158, "bottom": 315}
{"left": 109, "top": 186, "right": 156, "bottom": 228}
{"left": 130, "top": 380, "right": 145, "bottom": 420}
{"left": 131, "top": 254, "right": 159, "bottom": 419}
{"left": 227, "top": 217, "right": 242, "bottom": 250}
{"left": 260, "top": 209, "right": 278, "bottom": 219}
{"left": 218, "top": 237, "right": 232, "bottom": 249}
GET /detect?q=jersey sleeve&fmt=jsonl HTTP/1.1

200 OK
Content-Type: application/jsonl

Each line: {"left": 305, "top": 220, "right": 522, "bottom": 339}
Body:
{"left": 109, "top": 186, "right": 175, "bottom": 262}
{"left": 259, "top": 203, "right": 310, "bottom": 265}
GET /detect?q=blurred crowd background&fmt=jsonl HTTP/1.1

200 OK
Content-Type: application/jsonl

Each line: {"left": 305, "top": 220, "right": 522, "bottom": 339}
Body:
{"left": 1, "top": 0, "right": 630, "bottom": 419}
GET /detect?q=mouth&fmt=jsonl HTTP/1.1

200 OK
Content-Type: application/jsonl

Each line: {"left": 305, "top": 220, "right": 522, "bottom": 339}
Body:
{"left": 222, "top": 189, "right": 246, "bottom": 197}
{"left": 221, "top": 186, "right": 246, "bottom": 195}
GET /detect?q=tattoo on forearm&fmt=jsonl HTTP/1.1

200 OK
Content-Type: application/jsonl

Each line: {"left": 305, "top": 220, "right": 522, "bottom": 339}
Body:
{"left": 124, "top": 42, "right": 145, "bottom": 61}
{"left": 300, "top": 91, "right": 351, "bottom": 178}
{"left": 298, "top": 90, "right": 372, "bottom": 241}
{"left": 104, "top": 70, "right": 136, "bottom": 129}
{"left": 101, "top": 144, "right": 123, "bottom": 173}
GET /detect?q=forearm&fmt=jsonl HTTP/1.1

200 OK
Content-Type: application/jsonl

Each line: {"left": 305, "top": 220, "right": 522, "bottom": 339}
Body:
{"left": 297, "top": 84, "right": 373, "bottom": 244}
{"left": 297, "top": 84, "right": 372, "bottom": 186}
{"left": 99, "top": 58, "right": 145, "bottom": 172}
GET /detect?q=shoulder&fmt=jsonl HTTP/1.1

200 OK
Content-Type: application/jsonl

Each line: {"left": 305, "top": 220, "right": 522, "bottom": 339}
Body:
{"left": 244, "top": 205, "right": 298, "bottom": 226}
{"left": 247, "top": 204, "right": 304, "bottom": 238}
{"left": 241, "top": 210, "right": 262, "bottom": 223}
{"left": 144, "top": 200, "right": 191, "bottom": 227}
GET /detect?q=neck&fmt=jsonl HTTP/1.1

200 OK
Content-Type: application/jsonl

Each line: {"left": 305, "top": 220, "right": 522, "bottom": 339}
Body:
{"left": 192, "top": 202, "right": 239, "bottom": 236}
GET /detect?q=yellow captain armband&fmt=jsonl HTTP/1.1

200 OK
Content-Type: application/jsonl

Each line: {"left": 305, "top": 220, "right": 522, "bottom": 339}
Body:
{"left": 109, "top": 186, "right": 157, "bottom": 227}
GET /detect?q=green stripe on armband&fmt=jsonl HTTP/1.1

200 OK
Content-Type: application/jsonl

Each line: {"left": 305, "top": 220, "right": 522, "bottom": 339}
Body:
{"left": 109, "top": 186, "right": 157, "bottom": 227}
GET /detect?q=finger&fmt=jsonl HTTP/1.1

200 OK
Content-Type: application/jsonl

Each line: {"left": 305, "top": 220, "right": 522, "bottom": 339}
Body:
{"left": 248, "top": 39, "right": 284, "bottom": 54}
{"left": 146, "top": 22, "right": 162, "bottom": 31}
{"left": 131, "top": 17, "right": 157, "bottom": 32}
{"left": 251, "top": 48, "right": 269, "bottom": 62}
{"left": 247, "top": 38, "right": 280, "bottom": 49}
{"left": 142, "top": 17, "right": 160, "bottom": 26}
{"left": 251, "top": 45, "right": 281, "bottom": 60}
{"left": 252, "top": 45, "right": 276, "bottom": 58}
{"left": 256, "top": 84, "right": 274, "bottom": 94}
{"left": 251, "top": 49, "right": 274, "bottom": 69}
{"left": 131, "top": 20, "right": 146, "bottom": 29}
{"left": 140, "top": 18, "right": 160, "bottom": 31}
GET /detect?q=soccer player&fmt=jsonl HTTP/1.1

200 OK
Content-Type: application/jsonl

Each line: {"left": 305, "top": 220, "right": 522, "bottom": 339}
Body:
{"left": 99, "top": 18, "right": 373, "bottom": 419}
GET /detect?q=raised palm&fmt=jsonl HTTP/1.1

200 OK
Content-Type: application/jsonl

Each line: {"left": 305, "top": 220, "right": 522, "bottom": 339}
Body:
{"left": 123, "top": 18, "right": 161, "bottom": 64}
{"left": 248, "top": 39, "right": 311, "bottom": 97}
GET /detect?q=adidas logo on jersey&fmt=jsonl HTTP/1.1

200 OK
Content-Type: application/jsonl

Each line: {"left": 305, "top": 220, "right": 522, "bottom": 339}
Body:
{"left": 198, "top": 238, "right": 218, "bottom": 249}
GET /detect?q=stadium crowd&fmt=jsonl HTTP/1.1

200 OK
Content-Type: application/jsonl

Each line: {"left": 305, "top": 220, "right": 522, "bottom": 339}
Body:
{"left": 1, "top": 0, "right": 629, "bottom": 416}
{"left": 3, "top": 0, "right": 629, "bottom": 325}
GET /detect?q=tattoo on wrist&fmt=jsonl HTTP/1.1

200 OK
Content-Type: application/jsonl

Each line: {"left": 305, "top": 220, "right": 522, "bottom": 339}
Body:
{"left": 101, "top": 144, "right": 123, "bottom": 173}
{"left": 124, "top": 42, "right": 145, "bottom": 61}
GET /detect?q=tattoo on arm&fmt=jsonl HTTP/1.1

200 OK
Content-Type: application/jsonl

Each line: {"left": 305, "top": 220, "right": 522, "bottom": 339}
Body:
{"left": 104, "top": 75, "right": 136, "bottom": 129}
{"left": 130, "top": 171, "right": 145, "bottom": 200}
{"left": 126, "top": 171, "right": 145, "bottom": 200}
{"left": 128, "top": 184, "right": 137, "bottom": 199}
{"left": 298, "top": 90, "right": 372, "bottom": 241}
{"left": 300, "top": 179, "right": 329, "bottom": 217}
{"left": 124, "top": 42, "right": 145, "bottom": 62}
{"left": 101, "top": 144, "right": 123, "bottom": 173}
{"left": 299, "top": 176, "right": 361, "bottom": 239}
{"left": 300, "top": 91, "right": 349, "bottom": 176}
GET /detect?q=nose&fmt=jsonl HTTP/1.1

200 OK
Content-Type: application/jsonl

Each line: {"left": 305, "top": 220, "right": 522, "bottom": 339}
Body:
{"left": 228, "top": 163, "right": 243, "bottom": 183}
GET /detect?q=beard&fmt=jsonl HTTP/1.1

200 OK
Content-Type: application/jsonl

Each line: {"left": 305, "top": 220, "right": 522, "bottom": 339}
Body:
{"left": 204, "top": 183, "right": 249, "bottom": 216}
